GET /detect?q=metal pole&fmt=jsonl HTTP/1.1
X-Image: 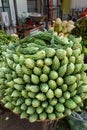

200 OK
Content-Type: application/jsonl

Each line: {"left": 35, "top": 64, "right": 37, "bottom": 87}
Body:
{"left": 57, "top": 0, "right": 58, "bottom": 17}
{"left": 50, "top": 0, "right": 53, "bottom": 21}
{"left": 13, "top": 0, "right": 19, "bottom": 26}
{"left": 41, "top": 0, "right": 44, "bottom": 15}
{"left": 35, "top": 0, "right": 37, "bottom": 12}
{"left": 47, "top": 0, "right": 50, "bottom": 21}
{"left": 1, "top": 0, "right": 5, "bottom": 11}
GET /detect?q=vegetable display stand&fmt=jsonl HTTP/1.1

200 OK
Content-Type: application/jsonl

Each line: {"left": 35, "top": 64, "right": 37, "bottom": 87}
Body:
{"left": 0, "top": 31, "right": 87, "bottom": 128}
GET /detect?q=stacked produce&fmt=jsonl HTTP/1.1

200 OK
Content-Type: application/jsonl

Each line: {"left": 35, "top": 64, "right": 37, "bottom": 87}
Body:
{"left": 0, "top": 30, "right": 19, "bottom": 62}
{"left": 83, "top": 99, "right": 87, "bottom": 110}
{"left": 0, "top": 30, "right": 19, "bottom": 45}
{"left": 71, "top": 17, "right": 87, "bottom": 55}
{"left": 49, "top": 18, "right": 75, "bottom": 37}
{"left": 0, "top": 31, "right": 87, "bottom": 122}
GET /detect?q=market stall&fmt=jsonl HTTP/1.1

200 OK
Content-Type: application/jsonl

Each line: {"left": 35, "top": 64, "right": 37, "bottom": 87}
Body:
{"left": 0, "top": 1, "right": 87, "bottom": 128}
{"left": 15, "top": 13, "right": 47, "bottom": 38}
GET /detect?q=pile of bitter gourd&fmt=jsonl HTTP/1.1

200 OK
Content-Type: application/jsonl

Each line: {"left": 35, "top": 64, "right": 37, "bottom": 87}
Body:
{"left": 0, "top": 31, "right": 87, "bottom": 122}
{"left": 0, "top": 30, "right": 19, "bottom": 62}
{"left": 71, "top": 17, "right": 87, "bottom": 55}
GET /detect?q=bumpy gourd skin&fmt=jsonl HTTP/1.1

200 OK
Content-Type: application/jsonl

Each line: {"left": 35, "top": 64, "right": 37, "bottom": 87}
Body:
{"left": 0, "top": 31, "right": 87, "bottom": 122}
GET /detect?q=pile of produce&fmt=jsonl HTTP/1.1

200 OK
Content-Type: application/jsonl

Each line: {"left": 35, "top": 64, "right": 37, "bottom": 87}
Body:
{"left": 82, "top": 98, "right": 87, "bottom": 110}
{"left": 49, "top": 18, "right": 75, "bottom": 36}
{"left": 0, "top": 30, "right": 19, "bottom": 62}
{"left": 0, "top": 30, "right": 19, "bottom": 45}
{"left": 0, "top": 31, "right": 87, "bottom": 122}
{"left": 71, "top": 17, "right": 87, "bottom": 55}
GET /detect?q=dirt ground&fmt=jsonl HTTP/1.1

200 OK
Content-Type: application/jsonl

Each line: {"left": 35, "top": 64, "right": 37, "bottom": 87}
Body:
{"left": 0, "top": 112, "right": 42, "bottom": 130}
{"left": 0, "top": 106, "right": 70, "bottom": 130}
